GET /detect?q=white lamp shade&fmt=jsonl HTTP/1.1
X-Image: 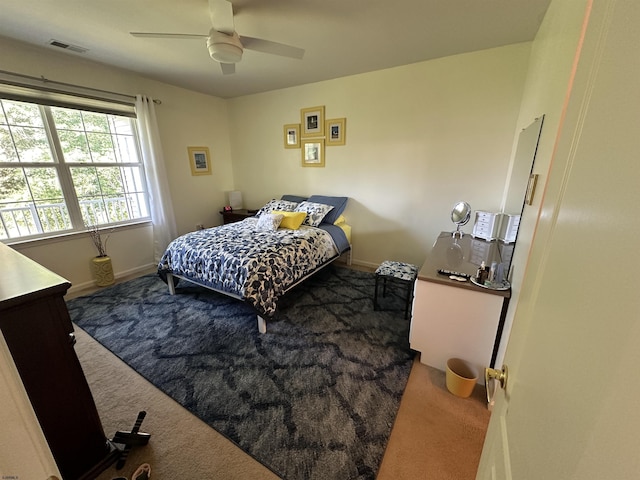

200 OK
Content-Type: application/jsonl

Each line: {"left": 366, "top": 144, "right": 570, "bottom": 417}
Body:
{"left": 228, "top": 191, "right": 243, "bottom": 210}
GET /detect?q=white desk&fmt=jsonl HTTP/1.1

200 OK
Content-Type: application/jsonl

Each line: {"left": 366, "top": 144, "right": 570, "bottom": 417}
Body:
{"left": 410, "top": 232, "right": 510, "bottom": 382}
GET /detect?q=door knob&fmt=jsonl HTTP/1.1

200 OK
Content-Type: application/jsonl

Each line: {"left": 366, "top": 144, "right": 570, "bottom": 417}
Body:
{"left": 484, "top": 365, "right": 508, "bottom": 407}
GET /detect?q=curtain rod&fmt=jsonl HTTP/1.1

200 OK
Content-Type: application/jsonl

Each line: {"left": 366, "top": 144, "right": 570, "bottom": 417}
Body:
{"left": 0, "top": 69, "right": 161, "bottom": 105}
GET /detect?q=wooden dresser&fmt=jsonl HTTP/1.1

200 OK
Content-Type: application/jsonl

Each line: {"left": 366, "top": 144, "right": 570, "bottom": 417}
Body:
{"left": 0, "top": 243, "right": 117, "bottom": 479}
{"left": 410, "top": 232, "right": 511, "bottom": 380}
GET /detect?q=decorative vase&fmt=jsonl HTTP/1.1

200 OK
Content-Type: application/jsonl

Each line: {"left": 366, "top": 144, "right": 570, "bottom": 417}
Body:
{"left": 91, "top": 256, "right": 115, "bottom": 287}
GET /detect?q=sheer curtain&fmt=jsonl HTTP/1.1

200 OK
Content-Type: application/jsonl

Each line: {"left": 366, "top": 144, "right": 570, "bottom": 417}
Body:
{"left": 135, "top": 95, "right": 178, "bottom": 262}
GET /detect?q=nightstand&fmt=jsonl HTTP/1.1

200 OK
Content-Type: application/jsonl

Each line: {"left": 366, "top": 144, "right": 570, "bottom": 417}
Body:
{"left": 219, "top": 209, "right": 256, "bottom": 224}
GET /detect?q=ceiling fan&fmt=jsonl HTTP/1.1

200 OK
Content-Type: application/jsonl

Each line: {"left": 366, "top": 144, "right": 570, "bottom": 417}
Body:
{"left": 130, "top": 0, "right": 305, "bottom": 75}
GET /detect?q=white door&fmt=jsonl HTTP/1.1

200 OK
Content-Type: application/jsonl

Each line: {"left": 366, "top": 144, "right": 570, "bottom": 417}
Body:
{"left": 477, "top": 1, "right": 640, "bottom": 478}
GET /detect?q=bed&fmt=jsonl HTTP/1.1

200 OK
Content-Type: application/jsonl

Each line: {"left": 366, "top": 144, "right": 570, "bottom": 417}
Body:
{"left": 157, "top": 195, "right": 351, "bottom": 333}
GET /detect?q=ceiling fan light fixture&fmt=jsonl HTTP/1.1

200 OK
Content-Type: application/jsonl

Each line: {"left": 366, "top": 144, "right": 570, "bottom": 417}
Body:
{"left": 207, "top": 30, "right": 243, "bottom": 63}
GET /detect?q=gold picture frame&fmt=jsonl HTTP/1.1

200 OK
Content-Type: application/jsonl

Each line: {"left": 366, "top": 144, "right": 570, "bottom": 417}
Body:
{"left": 301, "top": 139, "right": 325, "bottom": 167}
{"left": 283, "top": 124, "right": 300, "bottom": 148}
{"left": 300, "top": 105, "right": 325, "bottom": 138}
{"left": 187, "top": 146, "right": 211, "bottom": 176}
{"left": 326, "top": 118, "right": 346, "bottom": 146}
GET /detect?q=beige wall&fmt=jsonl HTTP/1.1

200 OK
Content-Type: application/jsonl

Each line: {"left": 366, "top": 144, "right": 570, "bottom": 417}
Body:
{"left": 228, "top": 43, "right": 531, "bottom": 268}
{"left": 1, "top": 37, "right": 531, "bottom": 284}
{"left": 0, "top": 5, "right": 594, "bottom": 474}
{"left": 1, "top": 36, "right": 234, "bottom": 292}
{"left": 493, "top": 0, "right": 591, "bottom": 367}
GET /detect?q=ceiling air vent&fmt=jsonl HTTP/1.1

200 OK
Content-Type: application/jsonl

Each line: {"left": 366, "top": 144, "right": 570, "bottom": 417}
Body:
{"left": 48, "top": 39, "right": 88, "bottom": 54}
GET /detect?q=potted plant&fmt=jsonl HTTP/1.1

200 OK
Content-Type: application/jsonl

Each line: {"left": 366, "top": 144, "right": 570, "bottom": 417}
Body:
{"left": 87, "top": 223, "right": 115, "bottom": 287}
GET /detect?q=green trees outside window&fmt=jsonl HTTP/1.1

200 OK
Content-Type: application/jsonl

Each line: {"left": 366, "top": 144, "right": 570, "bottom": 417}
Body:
{"left": 0, "top": 99, "right": 149, "bottom": 240}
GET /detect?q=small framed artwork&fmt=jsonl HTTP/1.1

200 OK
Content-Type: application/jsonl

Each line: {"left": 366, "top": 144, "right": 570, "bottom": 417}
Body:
{"left": 326, "top": 118, "right": 346, "bottom": 146}
{"left": 301, "top": 139, "right": 325, "bottom": 167}
{"left": 283, "top": 124, "right": 300, "bottom": 149}
{"left": 187, "top": 146, "right": 211, "bottom": 176}
{"left": 300, "top": 105, "right": 325, "bottom": 138}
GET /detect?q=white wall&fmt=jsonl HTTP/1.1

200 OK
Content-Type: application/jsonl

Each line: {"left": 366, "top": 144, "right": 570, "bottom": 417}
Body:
{"left": 228, "top": 43, "right": 531, "bottom": 268}
{"left": 0, "top": 23, "right": 573, "bottom": 477}
{"left": 1, "top": 36, "right": 234, "bottom": 291}
{"left": 2, "top": 36, "right": 532, "bottom": 282}
{"left": 493, "top": 0, "right": 591, "bottom": 367}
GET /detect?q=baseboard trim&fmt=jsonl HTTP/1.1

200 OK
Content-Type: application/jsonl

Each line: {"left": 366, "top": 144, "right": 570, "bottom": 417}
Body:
{"left": 350, "top": 259, "right": 379, "bottom": 270}
{"left": 67, "top": 263, "right": 157, "bottom": 297}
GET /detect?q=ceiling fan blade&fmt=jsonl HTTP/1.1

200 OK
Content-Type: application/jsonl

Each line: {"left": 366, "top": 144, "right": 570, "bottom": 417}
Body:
{"left": 130, "top": 32, "right": 207, "bottom": 39}
{"left": 209, "top": 0, "right": 235, "bottom": 35}
{"left": 240, "top": 36, "right": 305, "bottom": 60}
{"left": 220, "top": 62, "right": 236, "bottom": 75}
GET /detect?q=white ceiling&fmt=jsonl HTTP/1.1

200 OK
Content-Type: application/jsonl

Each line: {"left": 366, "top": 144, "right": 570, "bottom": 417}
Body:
{"left": 0, "top": 0, "right": 551, "bottom": 99}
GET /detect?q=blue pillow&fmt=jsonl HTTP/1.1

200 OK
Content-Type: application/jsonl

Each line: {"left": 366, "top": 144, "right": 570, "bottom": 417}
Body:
{"left": 307, "top": 195, "right": 348, "bottom": 224}
{"left": 281, "top": 194, "right": 308, "bottom": 203}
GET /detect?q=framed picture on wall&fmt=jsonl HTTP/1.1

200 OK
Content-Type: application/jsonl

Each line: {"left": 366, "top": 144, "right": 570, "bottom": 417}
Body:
{"left": 283, "top": 124, "right": 300, "bottom": 148}
{"left": 187, "top": 146, "right": 211, "bottom": 176}
{"left": 326, "top": 118, "right": 346, "bottom": 146}
{"left": 301, "top": 139, "right": 325, "bottom": 167}
{"left": 300, "top": 106, "right": 325, "bottom": 138}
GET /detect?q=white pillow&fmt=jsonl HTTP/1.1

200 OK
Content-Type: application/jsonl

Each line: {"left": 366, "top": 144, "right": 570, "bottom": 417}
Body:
{"left": 295, "top": 201, "right": 334, "bottom": 227}
{"left": 256, "top": 199, "right": 299, "bottom": 217}
{"left": 256, "top": 213, "right": 284, "bottom": 231}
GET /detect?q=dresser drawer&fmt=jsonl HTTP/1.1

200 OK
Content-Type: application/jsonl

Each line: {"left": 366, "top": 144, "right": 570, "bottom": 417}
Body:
{"left": 472, "top": 211, "right": 500, "bottom": 240}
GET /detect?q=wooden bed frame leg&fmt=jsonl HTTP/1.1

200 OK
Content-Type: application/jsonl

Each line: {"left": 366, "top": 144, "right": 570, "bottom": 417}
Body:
{"left": 257, "top": 315, "right": 267, "bottom": 334}
{"left": 166, "top": 273, "right": 176, "bottom": 295}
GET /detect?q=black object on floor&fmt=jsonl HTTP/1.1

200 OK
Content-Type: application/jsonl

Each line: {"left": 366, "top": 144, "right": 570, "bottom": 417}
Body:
{"left": 112, "top": 411, "right": 151, "bottom": 470}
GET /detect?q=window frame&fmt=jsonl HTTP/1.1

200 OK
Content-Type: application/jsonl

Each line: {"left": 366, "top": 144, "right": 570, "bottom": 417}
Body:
{"left": 0, "top": 97, "right": 151, "bottom": 244}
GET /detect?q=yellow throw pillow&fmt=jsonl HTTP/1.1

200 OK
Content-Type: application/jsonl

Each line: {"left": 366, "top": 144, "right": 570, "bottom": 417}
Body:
{"left": 333, "top": 214, "right": 346, "bottom": 225}
{"left": 272, "top": 210, "right": 307, "bottom": 230}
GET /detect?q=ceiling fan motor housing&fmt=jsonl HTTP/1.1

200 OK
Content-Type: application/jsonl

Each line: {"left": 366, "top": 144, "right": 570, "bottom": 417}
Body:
{"left": 207, "top": 29, "right": 243, "bottom": 63}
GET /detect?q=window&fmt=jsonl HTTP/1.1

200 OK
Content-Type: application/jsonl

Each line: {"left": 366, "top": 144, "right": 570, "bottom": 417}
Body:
{"left": 0, "top": 98, "right": 149, "bottom": 241}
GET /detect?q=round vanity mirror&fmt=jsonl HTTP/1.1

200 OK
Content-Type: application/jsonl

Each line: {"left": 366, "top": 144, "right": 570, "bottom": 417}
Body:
{"left": 451, "top": 201, "right": 471, "bottom": 238}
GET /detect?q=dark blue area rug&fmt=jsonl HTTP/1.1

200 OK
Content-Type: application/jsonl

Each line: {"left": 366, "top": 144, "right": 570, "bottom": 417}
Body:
{"left": 68, "top": 265, "right": 414, "bottom": 480}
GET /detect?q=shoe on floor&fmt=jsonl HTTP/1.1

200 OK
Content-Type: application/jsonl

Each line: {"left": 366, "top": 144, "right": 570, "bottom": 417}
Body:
{"left": 132, "top": 463, "right": 151, "bottom": 480}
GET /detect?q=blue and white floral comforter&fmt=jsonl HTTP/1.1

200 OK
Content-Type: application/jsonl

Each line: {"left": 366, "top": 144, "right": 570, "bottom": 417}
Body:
{"left": 157, "top": 217, "right": 344, "bottom": 317}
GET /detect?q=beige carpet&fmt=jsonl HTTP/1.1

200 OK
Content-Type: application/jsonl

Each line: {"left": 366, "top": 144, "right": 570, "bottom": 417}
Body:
{"left": 74, "top": 325, "right": 489, "bottom": 480}
{"left": 377, "top": 356, "right": 490, "bottom": 479}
